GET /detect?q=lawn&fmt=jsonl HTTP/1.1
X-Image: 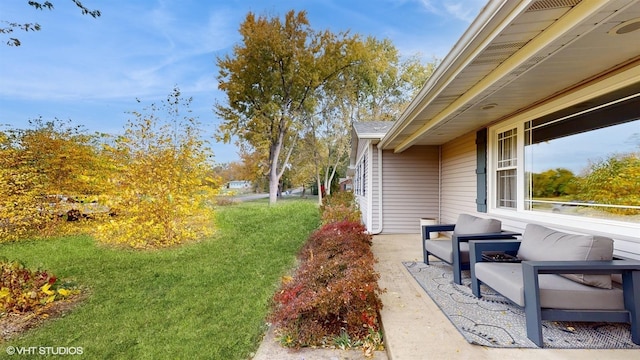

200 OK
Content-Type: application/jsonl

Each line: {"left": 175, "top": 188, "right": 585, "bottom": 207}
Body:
{"left": 0, "top": 198, "right": 319, "bottom": 359}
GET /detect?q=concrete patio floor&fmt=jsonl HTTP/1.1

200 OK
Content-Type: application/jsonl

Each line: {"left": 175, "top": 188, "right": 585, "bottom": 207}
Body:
{"left": 374, "top": 233, "right": 638, "bottom": 360}
{"left": 253, "top": 233, "right": 638, "bottom": 359}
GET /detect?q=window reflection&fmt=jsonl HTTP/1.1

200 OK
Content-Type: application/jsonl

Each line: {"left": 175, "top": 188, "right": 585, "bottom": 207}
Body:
{"left": 525, "top": 118, "right": 640, "bottom": 222}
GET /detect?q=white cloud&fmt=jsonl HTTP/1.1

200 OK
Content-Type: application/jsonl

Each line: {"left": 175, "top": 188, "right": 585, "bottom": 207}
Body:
{"left": 443, "top": 1, "right": 484, "bottom": 22}
{"left": 0, "top": 0, "right": 491, "bottom": 163}
{"left": 0, "top": 1, "right": 237, "bottom": 103}
{"left": 415, "top": 0, "right": 486, "bottom": 22}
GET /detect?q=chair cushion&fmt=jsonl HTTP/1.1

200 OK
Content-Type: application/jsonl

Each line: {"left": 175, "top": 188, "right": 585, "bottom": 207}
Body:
{"left": 475, "top": 263, "right": 624, "bottom": 309}
{"left": 517, "top": 224, "right": 614, "bottom": 289}
{"left": 453, "top": 214, "right": 501, "bottom": 235}
{"left": 425, "top": 240, "right": 469, "bottom": 263}
{"left": 426, "top": 214, "right": 499, "bottom": 264}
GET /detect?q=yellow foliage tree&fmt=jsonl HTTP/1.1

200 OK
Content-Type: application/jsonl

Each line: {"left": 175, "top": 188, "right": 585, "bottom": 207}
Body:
{"left": 94, "top": 88, "right": 218, "bottom": 249}
{"left": 216, "top": 10, "right": 363, "bottom": 205}
{"left": 17, "top": 118, "right": 105, "bottom": 197}
{"left": 0, "top": 119, "right": 105, "bottom": 241}
{"left": 0, "top": 132, "right": 48, "bottom": 241}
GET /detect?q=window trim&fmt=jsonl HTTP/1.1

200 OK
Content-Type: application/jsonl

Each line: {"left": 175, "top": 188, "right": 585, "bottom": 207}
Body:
{"left": 487, "top": 120, "right": 640, "bottom": 242}
{"left": 354, "top": 149, "right": 368, "bottom": 197}
{"left": 481, "top": 67, "right": 640, "bottom": 243}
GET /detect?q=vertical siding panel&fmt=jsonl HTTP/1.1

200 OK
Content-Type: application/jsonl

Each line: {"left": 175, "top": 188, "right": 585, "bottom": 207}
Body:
{"left": 381, "top": 146, "right": 439, "bottom": 233}
{"left": 440, "top": 132, "right": 478, "bottom": 224}
{"left": 357, "top": 140, "right": 368, "bottom": 158}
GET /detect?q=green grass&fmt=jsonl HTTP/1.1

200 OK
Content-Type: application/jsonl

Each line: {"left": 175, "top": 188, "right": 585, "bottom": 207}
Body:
{"left": 1, "top": 199, "right": 319, "bottom": 359}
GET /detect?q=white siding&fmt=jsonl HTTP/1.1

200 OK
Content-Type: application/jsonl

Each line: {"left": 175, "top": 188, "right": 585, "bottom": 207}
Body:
{"left": 357, "top": 139, "right": 368, "bottom": 160}
{"left": 380, "top": 146, "right": 440, "bottom": 234}
{"left": 359, "top": 194, "right": 369, "bottom": 231}
{"left": 440, "top": 132, "right": 478, "bottom": 224}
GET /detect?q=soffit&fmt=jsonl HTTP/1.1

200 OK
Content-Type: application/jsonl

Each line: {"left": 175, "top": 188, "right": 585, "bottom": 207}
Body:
{"left": 383, "top": 0, "right": 640, "bottom": 151}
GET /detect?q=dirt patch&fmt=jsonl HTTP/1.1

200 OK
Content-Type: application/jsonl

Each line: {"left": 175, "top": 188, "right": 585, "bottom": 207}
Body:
{"left": 0, "top": 293, "right": 87, "bottom": 342}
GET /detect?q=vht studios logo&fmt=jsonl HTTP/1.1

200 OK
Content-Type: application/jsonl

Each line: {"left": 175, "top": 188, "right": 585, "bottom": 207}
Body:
{"left": 6, "top": 346, "right": 84, "bottom": 356}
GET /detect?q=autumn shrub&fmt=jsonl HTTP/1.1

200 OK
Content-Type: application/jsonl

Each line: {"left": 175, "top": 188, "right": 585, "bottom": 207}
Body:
{"left": 93, "top": 88, "right": 218, "bottom": 249}
{"left": 270, "top": 220, "right": 383, "bottom": 350}
{"left": 319, "top": 191, "right": 361, "bottom": 225}
{"left": 0, "top": 260, "right": 79, "bottom": 314}
{"left": 0, "top": 159, "right": 50, "bottom": 242}
{"left": 0, "top": 119, "right": 110, "bottom": 242}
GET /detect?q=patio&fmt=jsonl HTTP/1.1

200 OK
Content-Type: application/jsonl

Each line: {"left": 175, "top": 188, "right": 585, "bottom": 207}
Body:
{"left": 372, "top": 234, "right": 638, "bottom": 359}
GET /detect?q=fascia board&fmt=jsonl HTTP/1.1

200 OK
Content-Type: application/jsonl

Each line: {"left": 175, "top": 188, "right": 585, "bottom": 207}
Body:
{"left": 379, "top": 0, "right": 520, "bottom": 149}
{"left": 393, "top": 0, "right": 610, "bottom": 153}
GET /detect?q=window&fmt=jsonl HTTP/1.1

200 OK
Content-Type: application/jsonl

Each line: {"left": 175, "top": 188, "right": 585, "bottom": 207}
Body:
{"left": 354, "top": 152, "right": 367, "bottom": 196}
{"left": 362, "top": 154, "right": 367, "bottom": 196}
{"left": 496, "top": 128, "right": 517, "bottom": 209}
{"left": 354, "top": 161, "right": 361, "bottom": 195}
{"left": 491, "top": 91, "right": 640, "bottom": 224}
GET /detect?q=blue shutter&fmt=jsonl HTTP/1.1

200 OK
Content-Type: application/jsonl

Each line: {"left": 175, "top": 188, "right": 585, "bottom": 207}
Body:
{"left": 476, "top": 129, "right": 487, "bottom": 213}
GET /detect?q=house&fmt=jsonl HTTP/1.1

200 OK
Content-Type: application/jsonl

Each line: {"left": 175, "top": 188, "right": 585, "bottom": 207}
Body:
{"left": 227, "top": 180, "right": 252, "bottom": 189}
{"left": 350, "top": 0, "right": 640, "bottom": 259}
{"left": 338, "top": 178, "right": 353, "bottom": 191}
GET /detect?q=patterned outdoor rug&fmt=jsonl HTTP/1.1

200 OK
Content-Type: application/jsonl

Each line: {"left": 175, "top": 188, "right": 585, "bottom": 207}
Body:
{"left": 403, "top": 261, "right": 640, "bottom": 349}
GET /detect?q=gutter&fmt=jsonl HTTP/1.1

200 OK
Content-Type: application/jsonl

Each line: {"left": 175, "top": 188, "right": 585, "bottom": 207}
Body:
{"left": 378, "top": 0, "right": 518, "bottom": 150}
{"left": 370, "top": 146, "right": 384, "bottom": 234}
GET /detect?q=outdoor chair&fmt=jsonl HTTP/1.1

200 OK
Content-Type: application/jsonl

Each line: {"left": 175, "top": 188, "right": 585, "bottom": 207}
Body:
{"left": 469, "top": 224, "right": 640, "bottom": 347}
{"left": 422, "top": 213, "right": 519, "bottom": 285}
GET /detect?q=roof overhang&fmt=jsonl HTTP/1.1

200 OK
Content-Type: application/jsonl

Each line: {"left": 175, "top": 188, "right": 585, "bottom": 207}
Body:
{"left": 380, "top": 0, "right": 640, "bottom": 152}
{"left": 350, "top": 121, "right": 394, "bottom": 165}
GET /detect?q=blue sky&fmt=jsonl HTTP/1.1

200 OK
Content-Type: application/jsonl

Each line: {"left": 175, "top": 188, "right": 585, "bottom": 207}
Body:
{"left": 0, "top": 0, "right": 486, "bottom": 163}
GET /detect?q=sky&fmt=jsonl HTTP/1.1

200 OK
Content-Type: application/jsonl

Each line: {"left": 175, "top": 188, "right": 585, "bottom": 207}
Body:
{"left": 0, "top": 0, "right": 487, "bottom": 164}
{"left": 526, "top": 121, "right": 640, "bottom": 175}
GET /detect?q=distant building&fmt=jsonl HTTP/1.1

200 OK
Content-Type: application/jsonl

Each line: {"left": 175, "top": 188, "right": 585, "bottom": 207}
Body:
{"left": 227, "top": 180, "right": 252, "bottom": 189}
{"left": 339, "top": 178, "right": 352, "bottom": 191}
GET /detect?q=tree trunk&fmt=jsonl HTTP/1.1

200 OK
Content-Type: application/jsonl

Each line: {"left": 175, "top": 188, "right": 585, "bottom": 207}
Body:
{"left": 268, "top": 131, "right": 284, "bottom": 205}
{"left": 316, "top": 175, "right": 323, "bottom": 206}
{"left": 269, "top": 170, "right": 279, "bottom": 204}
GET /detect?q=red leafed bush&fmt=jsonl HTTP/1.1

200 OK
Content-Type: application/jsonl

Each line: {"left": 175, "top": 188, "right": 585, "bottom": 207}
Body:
{"left": 270, "top": 220, "right": 384, "bottom": 349}
{"left": 0, "top": 261, "right": 77, "bottom": 314}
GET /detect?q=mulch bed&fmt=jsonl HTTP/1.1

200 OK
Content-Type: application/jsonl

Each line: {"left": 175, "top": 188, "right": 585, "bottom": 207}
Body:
{"left": 0, "top": 293, "right": 87, "bottom": 342}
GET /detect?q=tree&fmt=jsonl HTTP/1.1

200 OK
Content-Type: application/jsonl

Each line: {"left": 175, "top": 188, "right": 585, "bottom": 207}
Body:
{"left": 301, "top": 37, "right": 436, "bottom": 204}
{"left": 216, "top": 10, "right": 361, "bottom": 204}
{"left": 350, "top": 38, "right": 435, "bottom": 121}
{"left": 531, "top": 168, "right": 577, "bottom": 198}
{"left": 0, "top": 118, "right": 105, "bottom": 240}
{"left": 0, "top": 130, "right": 47, "bottom": 241}
{"left": 1, "top": 1, "right": 100, "bottom": 46}
{"left": 15, "top": 118, "right": 105, "bottom": 196}
{"left": 576, "top": 152, "right": 640, "bottom": 215}
{"left": 95, "top": 87, "right": 217, "bottom": 248}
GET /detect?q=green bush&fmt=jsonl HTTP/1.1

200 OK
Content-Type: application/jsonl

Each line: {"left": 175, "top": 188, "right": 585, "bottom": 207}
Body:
{"left": 269, "top": 220, "right": 383, "bottom": 350}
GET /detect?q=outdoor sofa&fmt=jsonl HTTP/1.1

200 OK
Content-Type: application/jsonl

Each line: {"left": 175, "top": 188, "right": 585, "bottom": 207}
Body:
{"left": 422, "top": 213, "right": 519, "bottom": 284}
{"left": 469, "top": 223, "right": 640, "bottom": 347}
